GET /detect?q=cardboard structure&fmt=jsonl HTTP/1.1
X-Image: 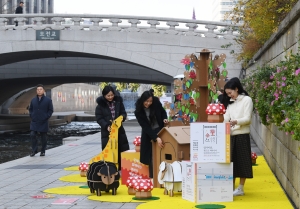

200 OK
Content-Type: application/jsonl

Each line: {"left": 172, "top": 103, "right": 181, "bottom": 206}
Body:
{"left": 153, "top": 126, "right": 190, "bottom": 188}
{"left": 89, "top": 116, "right": 123, "bottom": 166}
{"left": 165, "top": 49, "right": 228, "bottom": 126}
{"left": 121, "top": 150, "right": 149, "bottom": 185}
{"left": 182, "top": 161, "right": 233, "bottom": 203}
{"left": 190, "top": 122, "right": 231, "bottom": 163}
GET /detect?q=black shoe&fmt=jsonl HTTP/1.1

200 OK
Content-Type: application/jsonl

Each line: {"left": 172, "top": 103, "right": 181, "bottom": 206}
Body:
{"left": 40, "top": 152, "right": 45, "bottom": 156}
{"left": 30, "top": 151, "right": 38, "bottom": 157}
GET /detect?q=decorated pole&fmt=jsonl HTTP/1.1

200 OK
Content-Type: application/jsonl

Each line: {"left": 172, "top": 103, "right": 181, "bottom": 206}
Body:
{"left": 166, "top": 49, "right": 228, "bottom": 125}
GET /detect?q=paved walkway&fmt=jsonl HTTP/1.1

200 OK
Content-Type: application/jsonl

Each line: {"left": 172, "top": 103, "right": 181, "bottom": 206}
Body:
{"left": 0, "top": 120, "right": 262, "bottom": 209}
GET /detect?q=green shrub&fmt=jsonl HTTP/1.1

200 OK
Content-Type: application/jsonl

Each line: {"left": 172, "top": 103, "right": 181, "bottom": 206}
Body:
{"left": 244, "top": 49, "right": 300, "bottom": 140}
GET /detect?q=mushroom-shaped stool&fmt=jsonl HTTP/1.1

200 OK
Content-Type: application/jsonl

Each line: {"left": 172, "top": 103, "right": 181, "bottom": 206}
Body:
{"left": 206, "top": 103, "right": 226, "bottom": 122}
{"left": 78, "top": 162, "right": 89, "bottom": 177}
{"left": 133, "top": 179, "right": 153, "bottom": 199}
{"left": 251, "top": 152, "right": 258, "bottom": 164}
{"left": 126, "top": 176, "right": 142, "bottom": 195}
{"left": 133, "top": 136, "right": 141, "bottom": 152}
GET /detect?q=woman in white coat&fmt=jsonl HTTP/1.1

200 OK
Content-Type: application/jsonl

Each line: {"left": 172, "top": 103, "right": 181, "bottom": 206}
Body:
{"left": 223, "top": 78, "right": 253, "bottom": 197}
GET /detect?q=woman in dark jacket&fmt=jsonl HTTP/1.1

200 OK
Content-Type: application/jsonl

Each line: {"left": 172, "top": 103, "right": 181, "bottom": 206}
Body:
{"left": 134, "top": 89, "right": 168, "bottom": 178}
{"left": 95, "top": 86, "right": 129, "bottom": 170}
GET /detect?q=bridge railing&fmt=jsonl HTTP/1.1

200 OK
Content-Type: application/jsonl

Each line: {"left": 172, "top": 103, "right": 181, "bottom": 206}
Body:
{"left": 0, "top": 14, "right": 241, "bottom": 39}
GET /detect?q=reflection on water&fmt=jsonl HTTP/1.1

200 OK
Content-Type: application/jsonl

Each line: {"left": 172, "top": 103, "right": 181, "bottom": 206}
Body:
{"left": 0, "top": 122, "right": 100, "bottom": 164}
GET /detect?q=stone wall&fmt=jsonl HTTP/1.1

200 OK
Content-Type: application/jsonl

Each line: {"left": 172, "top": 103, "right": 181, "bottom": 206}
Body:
{"left": 250, "top": 114, "right": 299, "bottom": 208}
{"left": 244, "top": 2, "right": 300, "bottom": 208}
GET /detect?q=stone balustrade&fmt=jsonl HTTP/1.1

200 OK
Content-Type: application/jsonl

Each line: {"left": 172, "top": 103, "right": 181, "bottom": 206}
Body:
{"left": 0, "top": 14, "right": 240, "bottom": 39}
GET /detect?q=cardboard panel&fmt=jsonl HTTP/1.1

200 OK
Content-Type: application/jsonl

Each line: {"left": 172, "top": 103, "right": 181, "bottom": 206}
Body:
{"left": 121, "top": 150, "right": 149, "bottom": 185}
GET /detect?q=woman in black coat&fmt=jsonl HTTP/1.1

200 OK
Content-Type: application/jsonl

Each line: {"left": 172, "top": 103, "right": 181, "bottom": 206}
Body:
{"left": 95, "top": 86, "right": 129, "bottom": 170}
{"left": 134, "top": 90, "right": 168, "bottom": 178}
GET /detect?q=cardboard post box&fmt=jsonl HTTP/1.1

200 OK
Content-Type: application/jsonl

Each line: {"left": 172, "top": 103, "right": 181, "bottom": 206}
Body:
{"left": 182, "top": 161, "right": 233, "bottom": 203}
{"left": 190, "top": 122, "right": 230, "bottom": 163}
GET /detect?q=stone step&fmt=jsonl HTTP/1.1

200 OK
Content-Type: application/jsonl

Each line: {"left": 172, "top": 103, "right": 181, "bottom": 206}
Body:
{"left": 0, "top": 118, "right": 66, "bottom": 132}
{"left": 0, "top": 115, "right": 57, "bottom": 125}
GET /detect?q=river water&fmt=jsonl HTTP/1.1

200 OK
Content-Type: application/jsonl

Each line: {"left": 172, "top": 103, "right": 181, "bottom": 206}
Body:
{"left": 0, "top": 122, "right": 100, "bottom": 164}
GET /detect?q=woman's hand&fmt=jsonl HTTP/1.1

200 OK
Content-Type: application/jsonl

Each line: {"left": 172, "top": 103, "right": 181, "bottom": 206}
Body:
{"left": 107, "top": 126, "right": 111, "bottom": 132}
{"left": 156, "top": 137, "right": 164, "bottom": 148}
{"left": 230, "top": 120, "right": 237, "bottom": 127}
{"left": 163, "top": 119, "right": 168, "bottom": 124}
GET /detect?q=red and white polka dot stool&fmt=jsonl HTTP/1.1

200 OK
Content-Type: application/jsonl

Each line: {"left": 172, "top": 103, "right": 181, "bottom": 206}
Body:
{"left": 126, "top": 176, "right": 142, "bottom": 195}
{"left": 205, "top": 103, "right": 226, "bottom": 122}
{"left": 78, "top": 162, "right": 89, "bottom": 177}
{"left": 133, "top": 136, "right": 141, "bottom": 152}
{"left": 133, "top": 179, "right": 153, "bottom": 199}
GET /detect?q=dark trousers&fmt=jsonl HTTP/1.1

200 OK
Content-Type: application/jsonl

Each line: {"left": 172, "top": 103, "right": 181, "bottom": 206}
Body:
{"left": 30, "top": 131, "right": 47, "bottom": 153}
{"left": 15, "top": 21, "right": 18, "bottom": 26}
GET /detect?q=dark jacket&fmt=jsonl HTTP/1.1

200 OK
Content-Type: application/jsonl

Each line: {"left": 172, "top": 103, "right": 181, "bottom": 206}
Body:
{"left": 15, "top": 6, "right": 23, "bottom": 14}
{"left": 134, "top": 97, "right": 167, "bottom": 165}
{"left": 29, "top": 95, "right": 53, "bottom": 132}
{"left": 95, "top": 96, "right": 129, "bottom": 152}
{"left": 218, "top": 94, "right": 224, "bottom": 104}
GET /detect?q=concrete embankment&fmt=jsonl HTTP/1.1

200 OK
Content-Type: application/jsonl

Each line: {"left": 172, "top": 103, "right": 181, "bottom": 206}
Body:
{"left": 0, "top": 111, "right": 96, "bottom": 134}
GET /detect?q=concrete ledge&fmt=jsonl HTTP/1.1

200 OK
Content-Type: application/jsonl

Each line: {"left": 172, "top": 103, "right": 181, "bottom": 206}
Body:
{"left": 62, "top": 136, "right": 84, "bottom": 144}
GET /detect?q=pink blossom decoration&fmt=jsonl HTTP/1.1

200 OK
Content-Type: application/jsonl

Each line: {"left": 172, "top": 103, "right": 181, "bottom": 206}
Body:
{"left": 295, "top": 68, "right": 300, "bottom": 76}
{"left": 180, "top": 58, "right": 190, "bottom": 65}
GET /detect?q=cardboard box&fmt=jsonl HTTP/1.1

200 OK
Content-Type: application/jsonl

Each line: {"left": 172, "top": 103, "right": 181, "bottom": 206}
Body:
{"left": 190, "top": 122, "right": 230, "bottom": 163}
{"left": 182, "top": 161, "right": 233, "bottom": 203}
{"left": 121, "top": 150, "right": 149, "bottom": 185}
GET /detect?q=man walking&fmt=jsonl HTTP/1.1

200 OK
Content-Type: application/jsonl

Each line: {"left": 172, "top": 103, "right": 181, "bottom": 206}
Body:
{"left": 29, "top": 84, "right": 53, "bottom": 157}
{"left": 15, "top": 1, "right": 24, "bottom": 27}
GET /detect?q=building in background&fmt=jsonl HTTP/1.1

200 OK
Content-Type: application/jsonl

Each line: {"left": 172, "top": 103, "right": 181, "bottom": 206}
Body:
{"left": 211, "top": 0, "right": 237, "bottom": 23}
{"left": 0, "top": 0, "right": 54, "bottom": 14}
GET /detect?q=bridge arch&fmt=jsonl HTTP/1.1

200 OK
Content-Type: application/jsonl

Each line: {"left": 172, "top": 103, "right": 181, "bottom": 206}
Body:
{"left": 0, "top": 14, "right": 241, "bottom": 107}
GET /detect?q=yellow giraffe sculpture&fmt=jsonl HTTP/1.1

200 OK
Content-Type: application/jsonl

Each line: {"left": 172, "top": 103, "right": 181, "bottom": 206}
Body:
{"left": 89, "top": 115, "right": 123, "bottom": 167}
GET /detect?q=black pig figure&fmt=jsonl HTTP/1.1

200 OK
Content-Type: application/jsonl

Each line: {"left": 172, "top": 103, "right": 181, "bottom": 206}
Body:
{"left": 87, "top": 161, "right": 120, "bottom": 196}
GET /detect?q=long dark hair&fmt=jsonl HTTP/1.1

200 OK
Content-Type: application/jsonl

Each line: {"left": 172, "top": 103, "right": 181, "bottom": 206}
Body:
{"left": 102, "top": 85, "right": 115, "bottom": 96}
{"left": 135, "top": 90, "right": 156, "bottom": 124}
{"left": 222, "top": 77, "right": 249, "bottom": 108}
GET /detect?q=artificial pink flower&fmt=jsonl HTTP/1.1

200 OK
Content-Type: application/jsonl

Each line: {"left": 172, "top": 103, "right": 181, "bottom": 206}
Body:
{"left": 180, "top": 58, "right": 190, "bottom": 65}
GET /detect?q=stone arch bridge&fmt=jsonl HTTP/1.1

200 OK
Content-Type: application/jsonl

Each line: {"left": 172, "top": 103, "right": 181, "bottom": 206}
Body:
{"left": 0, "top": 14, "right": 240, "bottom": 111}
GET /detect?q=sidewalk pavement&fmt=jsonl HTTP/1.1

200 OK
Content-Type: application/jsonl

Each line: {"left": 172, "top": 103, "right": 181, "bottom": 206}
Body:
{"left": 0, "top": 120, "right": 262, "bottom": 209}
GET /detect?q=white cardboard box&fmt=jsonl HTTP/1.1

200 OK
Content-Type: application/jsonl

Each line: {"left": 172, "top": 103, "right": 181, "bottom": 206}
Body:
{"left": 190, "top": 122, "right": 230, "bottom": 163}
{"left": 182, "top": 161, "right": 233, "bottom": 203}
